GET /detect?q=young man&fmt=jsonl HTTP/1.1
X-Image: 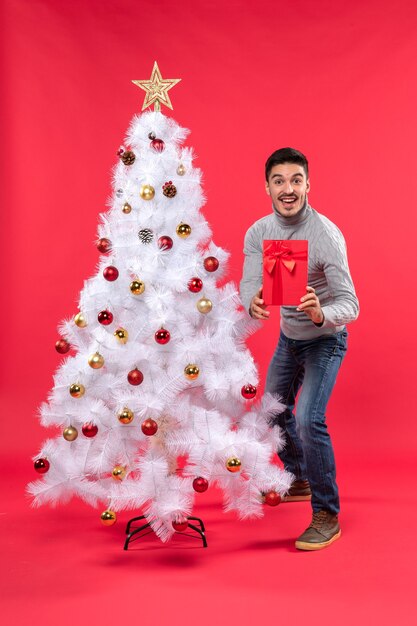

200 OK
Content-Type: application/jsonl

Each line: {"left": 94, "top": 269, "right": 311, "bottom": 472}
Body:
{"left": 240, "top": 148, "right": 359, "bottom": 551}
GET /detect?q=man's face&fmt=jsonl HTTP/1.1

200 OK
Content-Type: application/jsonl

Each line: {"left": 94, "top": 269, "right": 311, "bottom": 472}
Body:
{"left": 265, "top": 162, "right": 310, "bottom": 218}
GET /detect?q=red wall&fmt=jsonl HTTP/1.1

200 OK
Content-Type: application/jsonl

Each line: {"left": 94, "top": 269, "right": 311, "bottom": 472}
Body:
{"left": 2, "top": 0, "right": 416, "bottom": 457}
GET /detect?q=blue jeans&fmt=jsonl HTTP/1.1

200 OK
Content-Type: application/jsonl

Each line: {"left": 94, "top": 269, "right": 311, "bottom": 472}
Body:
{"left": 266, "top": 329, "right": 348, "bottom": 515}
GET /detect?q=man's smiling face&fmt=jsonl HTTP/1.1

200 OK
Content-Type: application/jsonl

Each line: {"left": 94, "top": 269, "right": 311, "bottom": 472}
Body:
{"left": 266, "top": 162, "right": 310, "bottom": 218}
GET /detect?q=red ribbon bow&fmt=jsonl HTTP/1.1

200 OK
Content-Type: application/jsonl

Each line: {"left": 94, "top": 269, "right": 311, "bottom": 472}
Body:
{"left": 263, "top": 242, "right": 297, "bottom": 275}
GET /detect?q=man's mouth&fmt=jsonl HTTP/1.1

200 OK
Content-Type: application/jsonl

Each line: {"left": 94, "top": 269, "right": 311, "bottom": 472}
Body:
{"left": 279, "top": 196, "right": 297, "bottom": 205}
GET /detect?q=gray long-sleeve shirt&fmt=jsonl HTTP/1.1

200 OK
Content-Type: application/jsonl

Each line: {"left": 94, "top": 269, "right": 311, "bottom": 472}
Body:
{"left": 239, "top": 202, "right": 359, "bottom": 340}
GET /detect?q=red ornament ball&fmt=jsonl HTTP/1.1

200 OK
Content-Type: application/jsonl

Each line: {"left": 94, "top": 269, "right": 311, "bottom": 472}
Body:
{"left": 151, "top": 138, "right": 165, "bottom": 152}
{"left": 98, "top": 309, "right": 114, "bottom": 325}
{"left": 193, "top": 477, "right": 209, "bottom": 493}
{"left": 188, "top": 277, "right": 203, "bottom": 293}
{"left": 34, "top": 458, "right": 50, "bottom": 474}
{"left": 103, "top": 266, "right": 119, "bottom": 281}
{"left": 82, "top": 422, "right": 98, "bottom": 438}
{"left": 204, "top": 256, "right": 219, "bottom": 272}
{"left": 172, "top": 520, "right": 188, "bottom": 532}
{"left": 127, "top": 368, "right": 144, "bottom": 386}
{"left": 155, "top": 328, "right": 171, "bottom": 344}
{"left": 55, "top": 338, "right": 71, "bottom": 354}
{"left": 264, "top": 491, "right": 281, "bottom": 507}
{"left": 158, "top": 236, "right": 173, "bottom": 250}
{"left": 96, "top": 238, "right": 112, "bottom": 254}
{"left": 241, "top": 384, "right": 257, "bottom": 399}
{"left": 141, "top": 418, "right": 158, "bottom": 436}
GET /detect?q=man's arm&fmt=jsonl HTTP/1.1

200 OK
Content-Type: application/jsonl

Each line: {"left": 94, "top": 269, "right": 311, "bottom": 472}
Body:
{"left": 315, "top": 228, "right": 359, "bottom": 328}
{"left": 239, "top": 226, "right": 268, "bottom": 318}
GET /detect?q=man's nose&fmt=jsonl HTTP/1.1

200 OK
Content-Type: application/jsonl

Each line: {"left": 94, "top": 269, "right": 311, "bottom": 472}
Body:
{"left": 283, "top": 182, "right": 294, "bottom": 194}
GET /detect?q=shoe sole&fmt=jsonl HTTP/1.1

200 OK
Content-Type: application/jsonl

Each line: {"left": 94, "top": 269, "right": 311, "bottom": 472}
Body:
{"left": 282, "top": 495, "right": 312, "bottom": 502}
{"left": 295, "top": 530, "right": 341, "bottom": 551}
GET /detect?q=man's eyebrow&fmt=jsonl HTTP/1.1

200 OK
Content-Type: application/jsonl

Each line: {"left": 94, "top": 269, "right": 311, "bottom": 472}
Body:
{"left": 271, "top": 172, "right": 305, "bottom": 179}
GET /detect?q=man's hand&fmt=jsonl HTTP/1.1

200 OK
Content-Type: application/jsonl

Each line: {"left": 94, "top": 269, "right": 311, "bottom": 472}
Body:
{"left": 250, "top": 286, "right": 270, "bottom": 320}
{"left": 296, "top": 286, "right": 324, "bottom": 324}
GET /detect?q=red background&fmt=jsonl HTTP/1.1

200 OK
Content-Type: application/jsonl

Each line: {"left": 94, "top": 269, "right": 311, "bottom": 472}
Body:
{"left": 2, "top": 1, "right": 417, "bottom": 624}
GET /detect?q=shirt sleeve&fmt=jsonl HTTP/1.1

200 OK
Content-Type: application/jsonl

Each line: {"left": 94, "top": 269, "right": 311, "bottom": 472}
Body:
{"left": 239, "top": 225, "right": 263, "bottom": 314}
{"left": 320, "top": 228, "right": 360, "bottom": 328}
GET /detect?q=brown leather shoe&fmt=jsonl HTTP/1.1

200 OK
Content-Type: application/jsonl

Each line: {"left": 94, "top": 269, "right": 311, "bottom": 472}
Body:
{"left": 283, "top": 479, "right": 312, "bottom": 502}
{"left": 295, "top": 510, "right": 341, "bottom": 551}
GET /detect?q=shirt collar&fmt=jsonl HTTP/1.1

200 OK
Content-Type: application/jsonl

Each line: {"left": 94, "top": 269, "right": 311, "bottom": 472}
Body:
{"left": 272, "top": 198, "right": 311, "bottom": 226}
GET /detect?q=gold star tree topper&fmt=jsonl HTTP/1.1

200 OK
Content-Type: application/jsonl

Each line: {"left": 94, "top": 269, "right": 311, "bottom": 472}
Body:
{"left": 132, "top": 62, "right": 181, "bottom": 112}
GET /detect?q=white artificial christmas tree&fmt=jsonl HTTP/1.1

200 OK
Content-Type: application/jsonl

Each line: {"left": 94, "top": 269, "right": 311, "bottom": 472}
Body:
{"left": 29, "top": 64, "right": 293, "bottom": 544}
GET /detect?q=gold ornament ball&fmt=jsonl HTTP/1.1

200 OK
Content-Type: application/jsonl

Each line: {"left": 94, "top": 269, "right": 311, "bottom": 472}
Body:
{"left": 114, "top": 327, "right": 128, "bottom": 344}
{"left": 226, "top": 457, "right": 242, "bottom": 473}
{"left": 118, "top": 407, "right": 134, "bottom": 424}
{"left": 177, "top": 164, "right": 186, "bottom": 176}
{"left": 112, "top": 465, "right": 127, "bottom": 481}
{"left": 140, "top": 184, "right": 155, "bottom": 201}
{"left": 197, "top": 297, "right": 213, "bottom": 314}
{"left": 69, "top": 383, "right": 85, "bottom": 398}
{"left": 100, "top": 510, "right": 117, "bottom": 526}
{"left": 184, "top": 364, "right": 200, "bottom": 380}
{"left": 122, "top": 202, "right": 132, "bottom": 214}
{"left": 88, "top": 352, "right": 105, "bottom": 369}
{"left": 74, "top": 312, "right": 87, "bottom": 328}
{"left": 130, "top": 279, "right": 145, "bottom": 295}
{"left": 176, "top": 223, "right": 192, "bottom": 238}
{"left": 63, "top": 425, "right": 78, "bottom": 441}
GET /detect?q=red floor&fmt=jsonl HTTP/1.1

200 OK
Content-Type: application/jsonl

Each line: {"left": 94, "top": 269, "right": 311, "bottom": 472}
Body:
{"left": 2, "top": 453, "right": 416, "bottom": 626}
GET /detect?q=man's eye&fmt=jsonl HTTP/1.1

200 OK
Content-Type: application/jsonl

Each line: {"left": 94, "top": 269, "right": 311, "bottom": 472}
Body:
{"left": 275, "top": 180, "right": 283, "bottom": 185}
{"left": 294, "top": 179, "right": 302, "bottom": 184}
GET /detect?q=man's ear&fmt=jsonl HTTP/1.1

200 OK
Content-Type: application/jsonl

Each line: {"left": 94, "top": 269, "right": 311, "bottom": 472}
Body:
{"left": 306, "top": 180, "right": 310, "bottom": 193}
{"left": 265, "top": 182, "right": 270, "bottom": 196}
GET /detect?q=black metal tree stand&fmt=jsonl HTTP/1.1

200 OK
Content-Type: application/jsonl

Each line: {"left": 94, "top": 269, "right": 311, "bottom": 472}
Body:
{"left": 124, "top": 515, "right": 208, "bottom": 550}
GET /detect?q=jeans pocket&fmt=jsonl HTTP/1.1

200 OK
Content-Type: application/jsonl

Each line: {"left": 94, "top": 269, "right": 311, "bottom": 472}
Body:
{"left": 333, "top": 330, "right": 348, "bottom": 356}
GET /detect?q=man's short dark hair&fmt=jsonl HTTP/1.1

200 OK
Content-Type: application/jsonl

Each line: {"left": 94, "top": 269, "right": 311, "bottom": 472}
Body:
{"left": 265, "top": 147, "right": 309, "bottom": 181}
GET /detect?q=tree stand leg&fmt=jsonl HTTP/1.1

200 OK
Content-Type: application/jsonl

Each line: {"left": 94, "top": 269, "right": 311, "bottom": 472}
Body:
{"left": 124, "top": 515, "right": 208, "bottom": 550}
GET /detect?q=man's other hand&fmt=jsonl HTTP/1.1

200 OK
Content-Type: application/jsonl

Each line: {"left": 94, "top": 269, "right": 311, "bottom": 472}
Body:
{"left": 250, "top": 287, "right": 270, "bottom": 320}
{"left": 296, "top": 286, "right": 324, "bottom": 324}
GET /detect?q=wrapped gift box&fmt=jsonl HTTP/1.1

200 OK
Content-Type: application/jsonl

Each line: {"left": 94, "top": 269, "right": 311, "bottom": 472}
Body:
{"left": 263, "top": 240, "right": 308, "bottom": 306}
